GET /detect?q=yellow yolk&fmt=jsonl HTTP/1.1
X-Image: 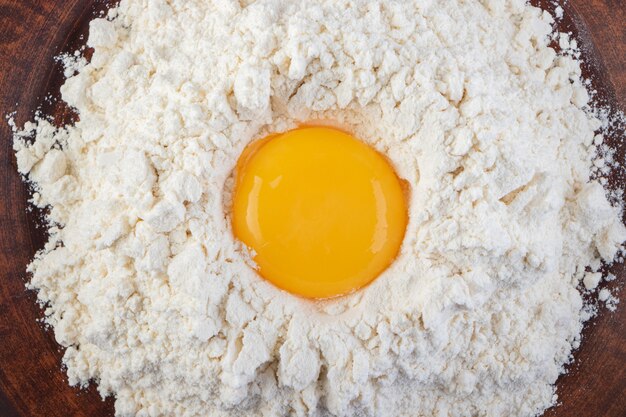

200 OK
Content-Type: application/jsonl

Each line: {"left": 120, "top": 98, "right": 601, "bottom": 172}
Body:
{"left": 232, "top": 126, "right": 407, "bottom": 299}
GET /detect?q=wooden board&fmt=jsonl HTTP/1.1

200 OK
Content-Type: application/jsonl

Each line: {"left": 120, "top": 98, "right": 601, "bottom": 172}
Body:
{"left": 0, "top": 1, "right": 624, "bottom": 416}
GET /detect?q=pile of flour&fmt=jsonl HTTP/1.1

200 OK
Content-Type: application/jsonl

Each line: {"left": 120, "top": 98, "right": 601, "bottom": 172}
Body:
{"left": 12, "top": 0, "right": 626, "bottom": 416}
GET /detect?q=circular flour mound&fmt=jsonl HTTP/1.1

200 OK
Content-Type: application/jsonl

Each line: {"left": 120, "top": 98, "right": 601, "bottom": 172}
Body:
{"left": 12, "top": 0, "right": 625, "bottom": 416}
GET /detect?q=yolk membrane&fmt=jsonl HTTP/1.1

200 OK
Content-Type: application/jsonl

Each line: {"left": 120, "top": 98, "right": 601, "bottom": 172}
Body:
{"left": 232, "top": 126, "right": 408, "bottom": 299}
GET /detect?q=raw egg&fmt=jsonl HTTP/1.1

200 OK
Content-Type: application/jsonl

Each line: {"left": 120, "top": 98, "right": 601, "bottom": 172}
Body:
{"left": 232, "top": 126, "right": 407, "bottom": 299}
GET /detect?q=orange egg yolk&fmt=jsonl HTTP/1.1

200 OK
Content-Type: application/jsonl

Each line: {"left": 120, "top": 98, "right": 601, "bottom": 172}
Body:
{"left": 232, "top": 126, "right": 407, "bottom": 299}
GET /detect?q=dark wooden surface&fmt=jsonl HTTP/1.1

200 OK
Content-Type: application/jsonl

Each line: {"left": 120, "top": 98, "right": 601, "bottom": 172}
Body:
{"left": 0, "top": 1, "right": 624, "bottom": 416}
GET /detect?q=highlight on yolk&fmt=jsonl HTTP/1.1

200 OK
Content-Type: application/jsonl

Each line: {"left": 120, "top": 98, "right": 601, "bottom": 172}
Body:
{"left": 232, "top": 126, "right": 408, "bottom": 299}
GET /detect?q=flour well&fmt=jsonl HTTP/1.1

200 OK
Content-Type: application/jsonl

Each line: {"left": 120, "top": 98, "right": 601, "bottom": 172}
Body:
{"left": 11, "top": 1, "right": 626, "bottom": 416}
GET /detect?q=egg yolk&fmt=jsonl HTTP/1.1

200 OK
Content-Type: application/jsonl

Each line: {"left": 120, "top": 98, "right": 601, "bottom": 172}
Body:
{"left": 232, "top": 126, "right": 407, "bottom": 299}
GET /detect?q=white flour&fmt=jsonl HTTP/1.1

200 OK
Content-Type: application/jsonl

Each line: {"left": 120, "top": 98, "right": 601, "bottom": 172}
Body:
{"left": 11, "top": 0, "right": 626, "bottom": 416}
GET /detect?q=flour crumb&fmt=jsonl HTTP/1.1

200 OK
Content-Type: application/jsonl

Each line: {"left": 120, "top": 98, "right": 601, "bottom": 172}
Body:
{"left": 599, "top": 288, "right": 620, "bottom": 311}
{"left": 583, "top": 272, "right": 602, "bottom": 291}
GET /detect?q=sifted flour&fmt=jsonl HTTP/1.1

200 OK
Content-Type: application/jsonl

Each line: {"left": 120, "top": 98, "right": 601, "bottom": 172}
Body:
{"left": 11, "top": 0, "right": 626, "bottom": 416}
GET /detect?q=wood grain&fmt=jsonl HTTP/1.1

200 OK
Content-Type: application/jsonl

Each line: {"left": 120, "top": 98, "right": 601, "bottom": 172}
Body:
{"left": 0, "top": 1, "right": 624, "bottom": 416}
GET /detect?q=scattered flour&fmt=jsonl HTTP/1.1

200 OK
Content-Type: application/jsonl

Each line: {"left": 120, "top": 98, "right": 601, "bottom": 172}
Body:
{"left": 599, "top": 288, "right": 620, "bottom": 312}
{"left": 11, "top": 0, "right": 626, "bottom": 416}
